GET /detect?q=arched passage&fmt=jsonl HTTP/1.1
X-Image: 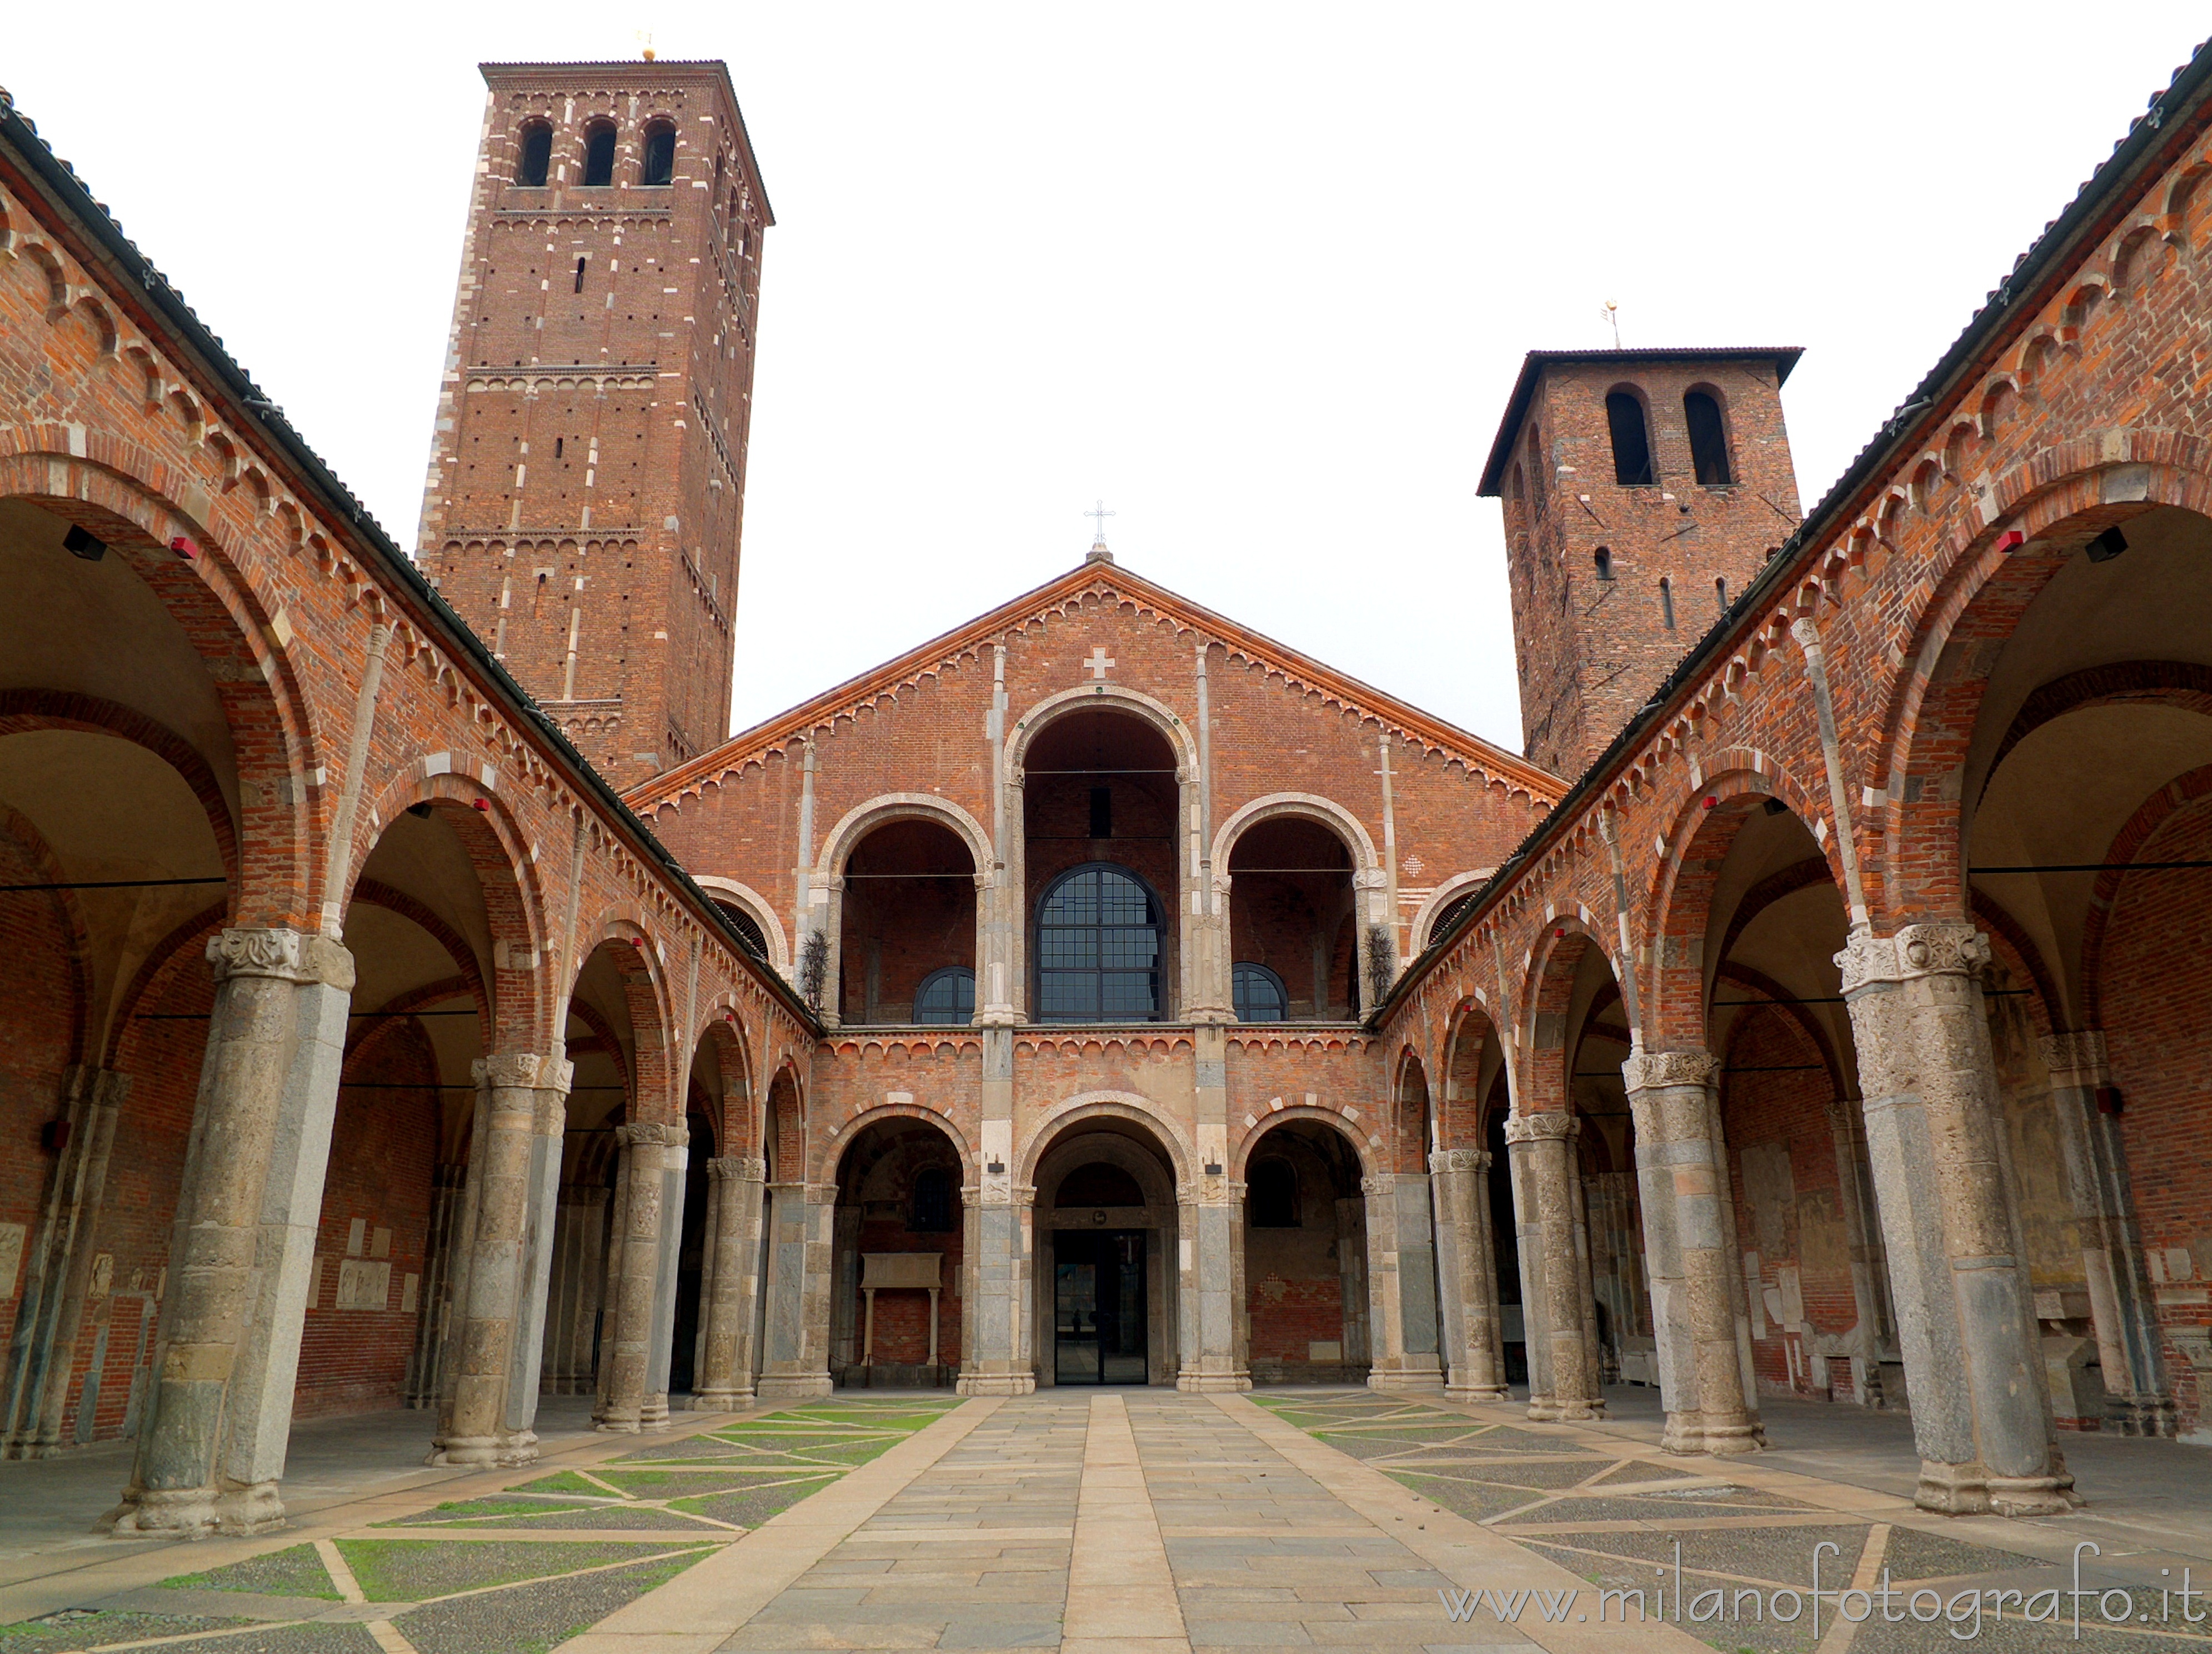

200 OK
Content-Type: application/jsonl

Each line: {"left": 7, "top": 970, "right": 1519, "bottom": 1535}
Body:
{"left": 1240, "top": 1116, "right": 1368, "bottom": 1384}
{"left": 1029, "top": 1115, "right": 1182, "bottom": 1385}
{"left": 1436, "top": 1000, "right": 1513, "bottom": 1398}
{"left": 678, "top": 1016, "right": 761, "bottom": 1409}
{"left": 829, "top": 1112, "right": 965, "bottom": 1387}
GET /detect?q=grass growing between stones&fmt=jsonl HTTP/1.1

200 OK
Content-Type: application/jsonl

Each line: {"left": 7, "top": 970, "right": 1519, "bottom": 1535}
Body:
{"left": 157, "top": 1543, "right": 342, "bottom": 1600}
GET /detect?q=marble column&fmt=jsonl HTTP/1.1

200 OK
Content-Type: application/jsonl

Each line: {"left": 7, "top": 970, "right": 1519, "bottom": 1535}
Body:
{"left": 1505, "top": 1111, "right": 1603, "bottom": 1421}
{"left": 111, "top": 927, "right": 353, "bottom": 1536}
{"left": 429, "top": 1053, "right": 570, "bottom": 1464}
{"left": 957, "top": 1167, "right": 1035, "bottom": 1394}
{"left": 2040, "top": 1031, "right": 2175, "bottom": 1436}
{"left": 641, "top": 1126, "right": 690, "bottom": 1425}
{"left": 1364, "top": 1172, "right": 1445, "bottom": 1391}
{"left": 1623, "top": 1050, "right": 1763, "bottom": 1455}
{"left": 1825, "top": 1097, "right": 1894, "bottom": 1407}
{"left": 1432, "top": 1148, "right": 1508, "bottom": 1401}
{"left": 690, "top": 1156, "right": 767, "bottom": 1408}
{"left": 1838, "top": 922, "right": 2073, "bottom": 1515}
{"left": 595, "top": 1121, "right": 685, "bottom": 1430}
{"left": 402, "top": 1164, "right": 466, "bottom": 1410}
{"left": 1176, "top": 1166, "right": 1248, "bottom": 1392}
{"left": 755, "top": 1179, "right": 835, "bottom": 1399}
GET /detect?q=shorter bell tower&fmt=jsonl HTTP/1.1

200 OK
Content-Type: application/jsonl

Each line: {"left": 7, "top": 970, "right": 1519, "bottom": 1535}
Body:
{"left": 1480, "top": 347, "right": 1803, "bottom": 779}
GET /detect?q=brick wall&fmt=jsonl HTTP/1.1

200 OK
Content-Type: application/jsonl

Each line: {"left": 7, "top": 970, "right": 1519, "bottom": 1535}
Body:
{"left": 0, "top": 822, "right": 79, "bottom": 1357}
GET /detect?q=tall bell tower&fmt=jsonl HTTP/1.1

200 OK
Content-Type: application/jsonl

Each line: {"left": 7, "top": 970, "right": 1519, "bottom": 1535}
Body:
{"left": 416, "top": 59, "right": 771, "bottom": 788}
{"left": 1480, "top": 347, "right": 1803, "bottom": 779}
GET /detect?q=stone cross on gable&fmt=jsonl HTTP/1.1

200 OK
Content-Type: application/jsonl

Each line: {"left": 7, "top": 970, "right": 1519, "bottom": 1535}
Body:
{"left": 1084, "top": 646, "right": 1115, "bottom": 680}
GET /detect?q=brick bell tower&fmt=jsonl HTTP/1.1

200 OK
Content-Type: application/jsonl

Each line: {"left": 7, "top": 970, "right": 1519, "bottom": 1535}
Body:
{"left": 1479, "top": 348, "right": 1803, "bottom": 779}
{"left": 416, "top": 59, "right": 771, "bottom": 788}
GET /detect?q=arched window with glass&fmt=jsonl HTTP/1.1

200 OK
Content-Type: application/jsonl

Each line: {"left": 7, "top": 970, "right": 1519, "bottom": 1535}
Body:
{"left": 913, "top": 966, "right": 975, "bottom": 1025}
{"left": 1232, "top": 962, "right": 1287, "bottom": 1023}
{"left": 1035, "top": 863, "right": 1163, "bottom": 1022}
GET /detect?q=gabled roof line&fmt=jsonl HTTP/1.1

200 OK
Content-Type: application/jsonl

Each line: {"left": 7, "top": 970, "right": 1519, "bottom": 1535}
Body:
{"left": 631, "top": 560, "right": 1567, "bottom": 808}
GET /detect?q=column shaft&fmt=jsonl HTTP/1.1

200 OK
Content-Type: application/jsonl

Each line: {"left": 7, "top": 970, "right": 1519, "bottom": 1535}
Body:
{"left": 1432, "top": 1149, "right": 1507, "bottom": 1401}
{"left": 755, "top": 1180, "right": 835, "bottom": 1398}
{"left": 595, "top": 1121, "right": 684, "bottom": 1429}
{"left": 1505, "top": 1112, "right": 1602, "bottom": 1421}
{"left": 1623, "top": 1050, "right": 1763, "bottom": 1455}
{"left": 113, "top": 928, "right": 353, "bottom": 1536}
{"left": 691, "top": 1156, "right": 766, "bottom": 1407}
{"left": 1838, "top": 922, "right": 2073, "bottom": 1515}
{"left": 1364, "top": 1172, "right": 1445, "bottom": 1391}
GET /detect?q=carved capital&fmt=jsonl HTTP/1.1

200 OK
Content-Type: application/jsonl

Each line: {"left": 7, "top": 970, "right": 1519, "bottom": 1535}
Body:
{"left": 1620, "top": 1048, "right": 1714, "bottom": 1093}
{"left": 2038, "top": 1029, "right": 2109, "bottom": 1083}
{"left": 1503, "top": 1110, "right": 1575, "bottom": 1145}
{"left": 617, "top": 1120, "right": 689, "bottom": 1149}
{"left": 1835, "top": 922, "right": 1990, "bottom": 992}
{"left": 804, "top": 1181, "right": 839, "bottom": 1205}
{"left": 1429, "top": 1148, "right": 1489, "bottom": 1175}
{"left": 1360, "top": 1173, "right": 1397, "bottom": 1197}
{"left": 1789, "top": 616, "right": 1821, "bottom": 649}
{"left": 207, "top": 926, "right": 356, "bottom": 992}
{"left": 475, "top": 1052, "right": 573, "bottom": 1095}
{"left": 707, "top": 1155, "right": 768, "bottom": 1182}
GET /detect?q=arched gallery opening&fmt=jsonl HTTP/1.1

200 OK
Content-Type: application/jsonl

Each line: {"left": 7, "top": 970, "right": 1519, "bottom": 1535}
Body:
{"left": 1029, "top": 1120, "right": 1180, "bottom": 1384}
{"left": 1226, "top": 815, "right": 1358, "bottom": 1021}
{"left": 829, "top": 1115, "right": 964, "bottom": 1388}
{"left": 1240, "top": 1120, "right": 1368, "bottom": 1383}
{"left": 833, "top": 818, "right": 976, "bottom": 1026}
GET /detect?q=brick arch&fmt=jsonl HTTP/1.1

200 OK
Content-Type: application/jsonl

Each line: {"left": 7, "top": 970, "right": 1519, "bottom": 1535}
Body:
{"left": 1515, "top": 914, "right": 1621, "bottom": 1118}
{"left": 1873, "top": 457, "right": 2212, "bottom": 925}
{"left": 1005, "top": 682, "right": 1202, "bottom": 778}
{"left": 1017, "top": 1093, "right": 1195, "bottom": 1189}
{"left": 690, "top": 876, "right": 789, "bottom": 975}
{"left": 348, "top": 878, "right": 493, "bottom": 1036}
{"left": 101, "top": 901, "right": 226, "bottom": 1069}
{"left": 1968, "top": 892, "right": 2063, "bottom": 1041}
{"left": 1393, "top": 1046, "right": 1433, "bottom": 1168}
{"left": 1408, "top": 870, "right": 1497, "bottom": 955}
{"left": 763, "top": 1061, "right": 805, "bottom": 1181}
{"left": 1229, "top": 1103, "right": 1375, "bottom": 1183}
{"left": 346, "top": 770, "right": 552, "bottom": 1051}
{"left": 1439, "top": 995, "right": 1505, "bottom": 1148}
{"left": 0, "top": 689, "right": 241, "bottom": 888}
{"left": 1981, "top": 661, "right": 2212, "bottom": 797}
{"left": 570, "top": 921, "right": 679, "bottom": 1125}
{"left": 819, "top": 1102, "right": 972, "bottom": 1186}
{"left": 685, "top": 1015, "right": 754, "bottom": 1156}
{"left": 1641, "top": 761, "right": 1843, "bottom": 1050}
{"left": 1209, "top": 792, "right": 1380, "bottom": 876}
{"left": 1711, "top": 962, "right": 1848, "bottom": 1096}
{"left": 0, "top": 444, "right": 322, "bottom": 926}
{"left": 814, "top": 792, "right": 991, "bottom": 884}
{"left": 2078, "top": 762, "right": 2212, "bottom": 1030}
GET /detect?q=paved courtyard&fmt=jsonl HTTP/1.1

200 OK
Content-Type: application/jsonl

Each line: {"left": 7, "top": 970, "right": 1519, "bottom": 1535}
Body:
{"left": 2, "top": 1389, "right": 2209, "bottom": 1653}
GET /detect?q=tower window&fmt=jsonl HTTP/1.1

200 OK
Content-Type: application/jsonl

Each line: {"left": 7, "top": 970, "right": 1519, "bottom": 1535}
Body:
{"left": 1685, "top": 390, "right": 1733, "bottom": 484}
{"left": 1605, "top": 389, "right": 1655, "bottom": 485}
{"left": 515, "top": 121, "right": 553, "bottom": 187}
{"left": 640, "top": 121, "right": 676, "bottom": 186}
{"left": 581, "top": 121, "right": 617, "bottom": 187}
{"left": 1594, "top": 545, "right": 1613, "bottom": 581}
{"left": 554, "top": 437, "right": 563, "bottom": 459}
{"left": 1526, "top": 429, "right": 1547, "bottom": 516}
{"left": 573, "top": 257, "right": 586, "bottom": 294}
{"left": 1659, "top": 576, "right": 1675, "bottom": 631}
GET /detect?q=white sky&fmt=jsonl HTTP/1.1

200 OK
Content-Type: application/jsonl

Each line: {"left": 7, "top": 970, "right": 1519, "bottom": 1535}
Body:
{"left": 11, "top": 4, "right": 2205, "bottom": 758}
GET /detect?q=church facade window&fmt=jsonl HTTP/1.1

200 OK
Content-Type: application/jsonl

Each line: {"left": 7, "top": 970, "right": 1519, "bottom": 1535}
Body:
{"left": 913, "top": 966, "right": 975, "bottom": 1025}
{"left": 1035, "top": 863, "right": 1163, "bottom": 1022}
{"left": 1232, "top": 962, "right": 1287, "bottom": 1022}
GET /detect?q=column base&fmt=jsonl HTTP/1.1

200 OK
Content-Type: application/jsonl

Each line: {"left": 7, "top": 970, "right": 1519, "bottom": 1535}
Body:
{"left": 957, "top": 1372, "right": 1038, "bottom": 1396}
{"left": 107, "top": 1480, "right": 286, "bottom": 1538}
{"left": 1445, "top": 1383, "right": 1512, "bottom": 1404}
{"left": 1659, "top": 1412, "right": 1766, "bottom": 1456}
{"left": 1367, "top": 1370, "right": 1446, "bottom": 1393}
{"left": 639, "top": 1394, "right": 672, "bottom": 1432}
{"left": 754, "top": 1372, "right": 834, "bottom": 1401}
{"left": 1914, "top": 1459, "right": 2079, "bottom": 1517}
{"left": 689, "top": 1387, "right": 754, "bottom": 1411}
{"left": 1175, "top": 1371, "right": 1253, "bottom": 1393}
{"left": 1527, "top": 1395, "right": 1605, "bottom": 1421}
{"left": 426, "top": 1430, "right": 541, "bottom": 1468}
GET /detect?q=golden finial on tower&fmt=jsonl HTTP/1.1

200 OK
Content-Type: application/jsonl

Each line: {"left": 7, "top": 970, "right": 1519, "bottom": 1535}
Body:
{"left": 636, "top": 29, "right": 656, "bottom": 61}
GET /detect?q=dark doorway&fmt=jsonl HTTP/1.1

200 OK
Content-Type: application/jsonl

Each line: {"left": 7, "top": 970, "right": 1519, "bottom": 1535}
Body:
{"left": 669, "top": 1109, "right": 715, "bottom": 1395}
{"left": 1053, "top": 1230, "right": 1148, "bottom": 1384}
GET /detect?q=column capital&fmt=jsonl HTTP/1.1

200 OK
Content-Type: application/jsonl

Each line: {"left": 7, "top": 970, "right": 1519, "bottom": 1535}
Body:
{"left": 1835, "top": 921, "right": 1989, "bottom": 993}
{"left": 1620, "top": 1048, "right": 1714, "bottom": 1092}
{"left": 1504, "top": 1110, "right": 1575, "bottom": 1145}
{"left": 1429, "top": 1148, "right": 1490, "bottom": 1174}
{"left": 963, "top": 1181, "right": 1035, "bottom": 1209}
{"left": 207, "top": 926, "right": 355, "bottom": 992}
{"left": 1361, "top": 1172, "right": 1398, "bottom": 1197}
{"left": 2037, "top": 1029, "right": 2109, "bottom": 1084}
{"left": 474, "top": 1052, "right": 574, "bottom": 1094}
{"left": 707, "top": 1155, "right": 768, "bottom": 1182}
{"left": 617, "top": 1120, "right": 689, "bottom": 1148}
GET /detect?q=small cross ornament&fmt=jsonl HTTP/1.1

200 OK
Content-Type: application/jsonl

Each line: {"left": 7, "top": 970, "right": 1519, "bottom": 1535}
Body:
{"left": 1084, "top": 646, "right": 1115, "bottom": 681}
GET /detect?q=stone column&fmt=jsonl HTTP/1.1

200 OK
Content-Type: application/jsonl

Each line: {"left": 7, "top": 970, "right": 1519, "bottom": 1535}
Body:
{"left": 1335, "top": 1196, "right": 1370, "bottom": 1372}
{"left": 1837, "top": 922, "right": 2073, "bottom": 1515}
{"left": 429, "top": 1053, "right": 572, "bottom": 1464}
{"left": 641, "top": 1127, "right": 690, "bottom": 1425}
{"left": 1825, "top": 1098, "right": 1893, "bottom": 1408}
{"left": 2040, "top": 1031, "right": 2175, "bottom": 1436}
{"left": 755, "top": 1179, "right": 835, "bottom": 1399}
{"left": 595, "top": 1121, "right": 684, "bottom": 1430}
{"left": 1363, "top": 1172, "right": 1445, "bottom": 1391}
{"left": 1622, "top": 1050, "right": 1763, "bottom": 1455}
{"left": 691, "top": 1156, "right": 766, "bottom": 1408}
{"left": 1176, "top": 1165, "right": 1248, "bottom": 1391}
{"left": 959, "top": 1024, "right": 1035, "bottom": 1393}
{"left": 111, "top": 928, "right": 353, "bottom": 1536}
{"left": 540, "top": 1182, "right": 608, "bottom": 1395}
{"left": 4, "top": 1066, "right": 125, "bottom": 1457}
{"left": 1505, "top": 1112, "right": 1602, "bottom": 1421}
{"left": 1432, "top": 1148, "right": 1508, "bottom": 1401}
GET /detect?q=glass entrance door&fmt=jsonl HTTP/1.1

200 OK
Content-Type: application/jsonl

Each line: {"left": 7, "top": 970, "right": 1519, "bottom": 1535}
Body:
{"left": 1053, "top": 1230, "right": 1148, "bottom": 1384}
